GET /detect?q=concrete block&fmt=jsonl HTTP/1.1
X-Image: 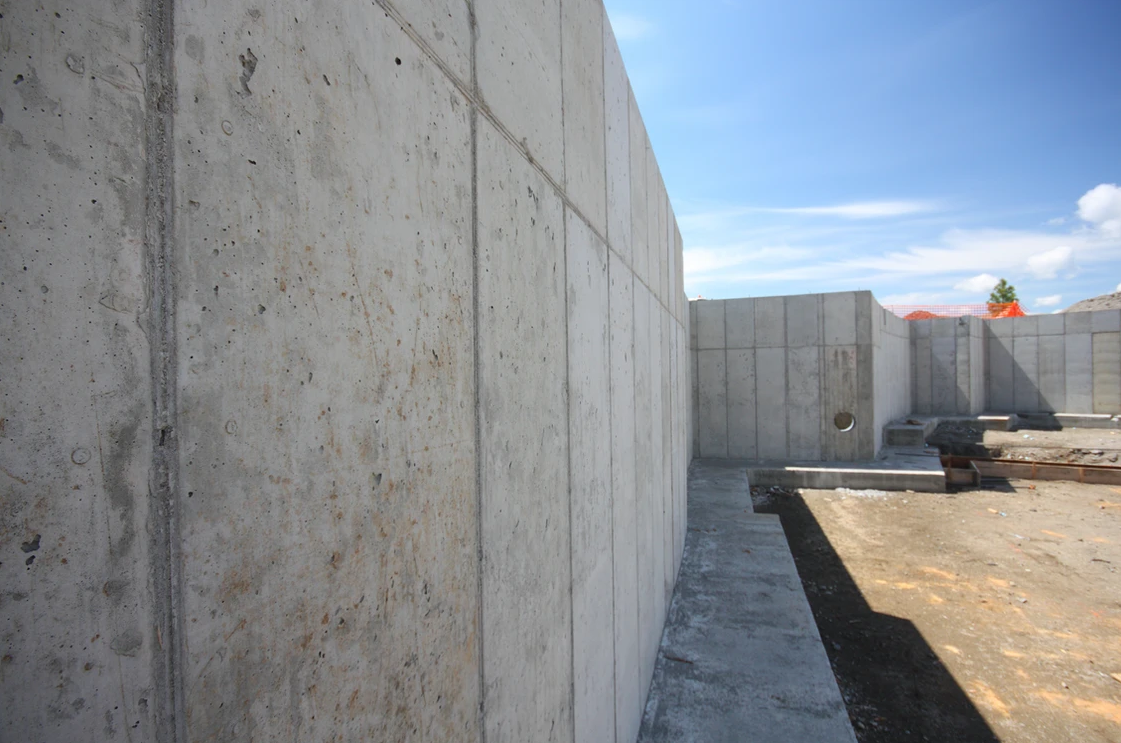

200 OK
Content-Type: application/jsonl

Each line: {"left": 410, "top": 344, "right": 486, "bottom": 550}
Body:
{"left": 931, "top": 318, "right": 956, "bottom": 338}
{"left": 566, "top": 210, "right": 613, "bottom": 743}
{"left": 696, "top": 300, "right": 726, "bottom": 350}
{"left": 660, "top": 310, "right": 673, "bottom": 610}
{"left": 913, "top": 337, "right": 933, "bottom": 415}
{"left": 725, "top": 298, "right": 755, "bottom": 349}
{"left": 175, "top": 9, "right": 482, "bottom": 741}
{"left": 1038, "top": 335, "right": 1066, "bottom": 413}
{"left": 931, "top": 336, "right": 957, "bottom": 413}
{"left": 755, "top": 296, "right": 786, "bottom": 348}
{"left": 989, "top": 317, "right": 1014, "bottom": 338}
{"left": 562, "top": 0, "right": 606, "bottom": 237}
{"left": 629, "top": 94, "right": 648, "bottom": 285}
{"left": 1012, "top": 336, "right": 1041, "bottom": 413}
{"left": 1012, "top": 315, "right": 1039, "bottom": 337}
{"left": 477, "top": 120, "right": 571, "bottom": 742}
{"left": 689, "top": 300, "right": 698, "bottom": 350}
{"left": 0, "top": 3, "right": 158, "bottom": 737}
{"left": 698, "top": 350, "right": 729, "bottom": 458}
{"left": 756, "top": 348, "right": 788, "bottom": 459}
{"left": 660, "top": 179, "right": 672, "bottom": 307}
{"left": 856, "top": 292, "right": 874, "bottom": 345}
{"left": 787, "top": 347, "right": 823, "bottom": 460}
{"left": 987, "top": 333, "right": 1015, "bottom": 412}
{"left": 675, "top": 225, "right": 684, "bottom": 323}
{"left": 913, "top": 319, "right": 932, "bottom": 338}
{"left": 603, "top": 18, "right": 630, "bottom": 265}
{"left": 1093, "top": 332, "right": 1121, "bottom": 413}
{"left": 1064, "top": 311, "right": 1093, "bottom": 334}
{"left": 856, "top": 344, "right": 877, "bottom": 458}
{"left": 727, "top": 349, "right": 758, "bottom": 459}
{"left": 786, "top": 294, "right": 822, "bottom": 348}
{"left": 1064, "top": 334, "right": 1093, "bottom": 413}
{"left": 970, "top": 333, "right": 988, "bottom": 414}
{"left": 477, "top": 0, "right": 564, "bottom": 182}
{"left": 608, "top": 254, "right": 641, "bottom": 743}
{"left": 691, "top": 347, "right": 700, "bottom": 458}
{"left": 823, "top": 292, "right": 857, "bottom": 346}
{"left": 1036, "top": 313, "right": 1065, "bottom": 336}
{"left": 822, "top": 346, "right": 859, "bottom": 461}
{"left": 1092, "top": 309, "right": 1121, "bottom": 333}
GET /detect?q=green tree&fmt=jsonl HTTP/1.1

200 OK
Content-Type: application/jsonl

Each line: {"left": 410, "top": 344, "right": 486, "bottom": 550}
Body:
{"left": 989, "top": 278, "right": 1018, "bottom": 304}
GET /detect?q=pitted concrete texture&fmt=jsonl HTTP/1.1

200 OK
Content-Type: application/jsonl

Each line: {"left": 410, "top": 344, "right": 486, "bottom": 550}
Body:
{"left": 639, "top": 461, "right": 858, "bottom": 743}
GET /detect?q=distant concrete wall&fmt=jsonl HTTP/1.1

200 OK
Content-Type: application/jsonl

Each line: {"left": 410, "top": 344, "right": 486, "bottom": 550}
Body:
{"left": 0, "top": 2, "right": 690, "bottom": 741}
{"left": 910, "top": 316, "right": 987, "bottom": 416}
{"left": 986, "top": 311, "right": 1121, "bottom": 414}
{"left": 872, "top": 305, "right": 913, "bottom": 453}
{"left": 690, "top": 291, "right": 879, "bottom": 462}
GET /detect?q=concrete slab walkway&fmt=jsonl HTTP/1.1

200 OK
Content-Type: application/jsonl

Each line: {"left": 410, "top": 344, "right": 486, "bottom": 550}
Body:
{"left": 638, "top": 460, "right": 857, "bottom": 743}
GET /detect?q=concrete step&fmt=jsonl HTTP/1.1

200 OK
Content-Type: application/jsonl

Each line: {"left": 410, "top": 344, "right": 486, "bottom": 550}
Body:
{"left": 746, "top": 454, "right": 946, "bottom": 493}
{"left": 639, "top": 461, "right": 857, "bottom": 743}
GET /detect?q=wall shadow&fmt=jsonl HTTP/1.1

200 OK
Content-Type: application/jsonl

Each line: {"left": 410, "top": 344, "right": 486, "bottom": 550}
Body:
{"left": 753, "top": 490, "right": 1001, "bottom": 742}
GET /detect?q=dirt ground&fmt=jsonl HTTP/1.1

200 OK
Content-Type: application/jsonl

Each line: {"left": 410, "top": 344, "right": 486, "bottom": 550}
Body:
{"left": 752, "top": 479, "right": 1121, "bottom": 742}
{"left": 930, "top": 423, "right": 1121, "bottom": 465}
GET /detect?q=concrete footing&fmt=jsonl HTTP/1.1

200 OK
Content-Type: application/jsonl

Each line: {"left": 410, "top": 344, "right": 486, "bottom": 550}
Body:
{"left": 639, "top": 461, "right": 857, "bottom": 742}
{"left": 746, "top": 453, "right": 947, "bottom": 493}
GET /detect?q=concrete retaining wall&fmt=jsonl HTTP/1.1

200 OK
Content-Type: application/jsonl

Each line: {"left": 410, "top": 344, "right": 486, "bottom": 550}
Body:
{"left": 910, "top": 316, "right": 987, "bottom": 416}
{"left": 690, "top": 291, "right": 881, "bottom": 462}
{"left": 986, "top": 310, "right": 1121, "bottom": 415}
{"left": 0, "top": 2, "right": 690, "bottom": 741}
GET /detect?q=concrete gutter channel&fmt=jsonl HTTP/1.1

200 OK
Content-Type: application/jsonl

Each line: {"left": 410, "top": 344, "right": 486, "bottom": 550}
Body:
{"left": 639, "top": 461, "right": 857, "bottom": 742}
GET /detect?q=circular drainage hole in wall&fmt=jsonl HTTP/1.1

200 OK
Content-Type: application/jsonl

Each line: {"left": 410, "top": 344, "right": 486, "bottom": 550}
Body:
{"left": 834, "top": 412, "right": 855, "bottom": 432}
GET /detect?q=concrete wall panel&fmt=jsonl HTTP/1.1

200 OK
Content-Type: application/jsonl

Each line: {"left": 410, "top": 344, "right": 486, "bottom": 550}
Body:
{"left": 632, "top": 283, "right": 656, "bottom": 694}
{"left": 756, "top": 348, "right": 788, "bottom": 459}
{"left": 913, "top": 337, "right": 933, "bottom": 414}
{"left": 1065, "top": 334, "right": 1093, "bottom": 412}
{"left": 1038, "top": 335, "right": 1066, "bottom": 412}
{"left": 1012, "top": 336, "right": 1041, "bottom": 413}
{"left": 477, "top": 0, "right": 564, "bottom": 181}
{"left": 562, "top": 0, "right": 606, "bottom": 235}
{"left": 725, "top": 298, "right": 755, "bottom": 349}
{"left": 787, "top": 347, "right": 823, "bottom": 460}
{"left": 1092, "top": 310, "right": 1121, "bottom": 333}
{"left": 696, "top": 300, "right": 726, "bottom": 350}
{"left": 698, "top": 350, "right": 729, "bottom": 458}
{"left": 755, "top": 297, "right": 786, "bottom": 348}
{"left": 987, "top": 333, "right": 1014, "bottom": 412}
{"left": 1093, "top": 332, "right": 1121, "bottom": 413}
{"left": 566, "top": 211, "right": 613, "bottom": 743}
{"left": 0, "top": 2, "right": 159, "bottom": 737}
{"left": 822, "top": 346, "right": 859, "bottom": 461}
{"left": 786, "top": 294, "right": 821, "bottom": 348}
{"left": 608, "top": 253, "right": 640, "bottom": 743}
{"left": 477, "top": 121, "right": 571, "bottom": 743}
{"left": 603, "top": 18, "right": 631, "bottom": 266}
{"left": 628, "top": 94, "right": 648, "bottom": 287}
{"left": 931, "top": 336, "right": 957, "bottom": 413}
{"left": 174, "top": 7, "right": 482, "bottom": 741}
{"left": 727, "top": 349, "right": 758, "bottom": 459}
{"left": 824, "top": 293, "right": 857, "bottom": 346}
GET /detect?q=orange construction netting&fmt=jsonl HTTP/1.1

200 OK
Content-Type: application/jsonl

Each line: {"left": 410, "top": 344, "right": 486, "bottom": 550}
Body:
{"left": 883, "top": 302, "right": 1027, "bottom": 320}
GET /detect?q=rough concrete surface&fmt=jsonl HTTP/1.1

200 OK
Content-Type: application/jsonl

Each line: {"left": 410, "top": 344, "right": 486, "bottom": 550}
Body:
{"left": 2, "top": 2, "right": 690, "bottom": 741}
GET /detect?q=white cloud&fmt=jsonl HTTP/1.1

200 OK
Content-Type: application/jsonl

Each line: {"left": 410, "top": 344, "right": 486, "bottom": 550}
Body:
{"left": 954, "top": 273, "right": 1000, "bottom": 293}
{"left": 1035, "top": 294, "right": 1063, "bottom": 307}
{"left": 1077, "top": 183, "right": 1121, "bottom": 237}
{"left": 1117, "top": 281, "right": 1121, "bottom": 293}
{"left": 1045, "top": 216, "right": 1067, "bottom": 226}
{"left": 762, "top": 200, "right": 937, "bottom": 219}
{"left": 607, "top": 12, "right": 654, "bottom": 41}
{"left": 1026, "top": 245, "right": 1073, "bottom": 279}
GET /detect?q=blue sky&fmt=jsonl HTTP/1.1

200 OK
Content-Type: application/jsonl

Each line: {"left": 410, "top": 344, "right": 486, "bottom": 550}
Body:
{"left": 606, "top": 0, "right": 1121, "bottom": 312}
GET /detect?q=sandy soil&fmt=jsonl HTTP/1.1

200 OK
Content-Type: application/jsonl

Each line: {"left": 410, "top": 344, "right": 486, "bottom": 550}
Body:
{"left": 752, "top": 479, "right": 1121, "bottom": 743}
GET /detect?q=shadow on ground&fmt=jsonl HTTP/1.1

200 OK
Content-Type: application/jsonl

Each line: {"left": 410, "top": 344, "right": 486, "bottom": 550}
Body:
{"left": 754, "top": 491, "right": 1000, "bottom": 743}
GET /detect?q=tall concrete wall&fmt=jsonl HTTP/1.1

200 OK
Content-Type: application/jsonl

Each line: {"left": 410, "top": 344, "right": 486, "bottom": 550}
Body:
{"left": 911, "top": 316, "right": 987, "bottom": 416}
{"left": 0, "top": 2, "right": 690, "bottom": 741}
{"left": 690, "top": 291, "right": 881, "bottom": 462}
{"left": 986, "top": 310, "right": 1121, "bottom": 415}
